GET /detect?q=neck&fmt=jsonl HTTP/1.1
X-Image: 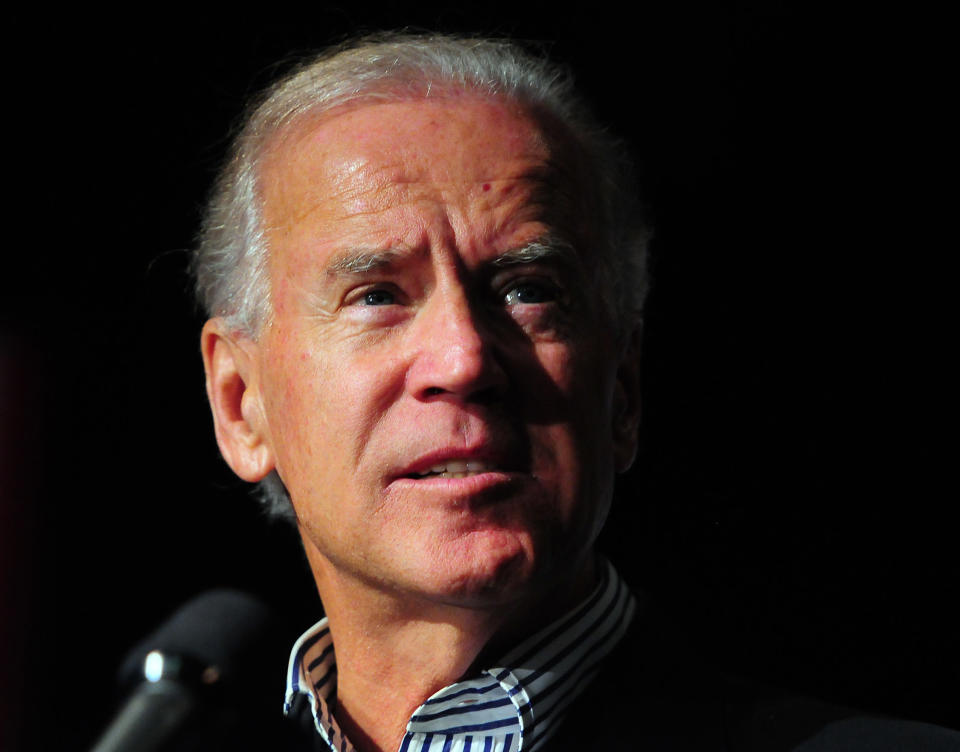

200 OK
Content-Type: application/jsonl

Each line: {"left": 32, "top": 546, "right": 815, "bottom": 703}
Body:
{"left": 301, "top": 542, "right": 596, "bottom": 752}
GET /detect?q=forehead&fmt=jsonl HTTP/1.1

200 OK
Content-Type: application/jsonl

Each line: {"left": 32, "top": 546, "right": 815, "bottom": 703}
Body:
{"left": 264, "top": 95, "right": 545, "bottom": 174}
{"left": 257, "top": 96, "right": 585, "bottom": 249}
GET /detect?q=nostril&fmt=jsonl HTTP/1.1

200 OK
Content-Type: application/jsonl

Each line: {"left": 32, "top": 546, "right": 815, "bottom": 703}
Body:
{"left": 424, "top": 387, "right": 445, "bottom": 397}
{"left": 471, "top": 382, "right": 506, "bottom": 406}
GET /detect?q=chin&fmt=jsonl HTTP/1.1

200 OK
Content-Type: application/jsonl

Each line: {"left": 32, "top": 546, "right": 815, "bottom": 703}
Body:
{"left": 425, "top": 528, "right": 561, "bottom": 608}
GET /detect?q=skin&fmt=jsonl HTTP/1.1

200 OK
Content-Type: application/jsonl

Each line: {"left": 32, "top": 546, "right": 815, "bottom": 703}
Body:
{"left": 202, "top": 95, "right": 641, "bottom": 751}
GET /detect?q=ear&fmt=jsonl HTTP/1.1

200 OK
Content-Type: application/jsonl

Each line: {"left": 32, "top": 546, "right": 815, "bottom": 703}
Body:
{"left": 612, "top": 327, "right": 643, "bottom": 473}
{"left": 200, "top": 318, "right": 276, "bottom": 482}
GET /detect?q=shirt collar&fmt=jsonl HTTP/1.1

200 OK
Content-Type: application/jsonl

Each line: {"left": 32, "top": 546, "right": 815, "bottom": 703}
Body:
{"left": 284, "top": 559, "right": 637, "bottom": 752}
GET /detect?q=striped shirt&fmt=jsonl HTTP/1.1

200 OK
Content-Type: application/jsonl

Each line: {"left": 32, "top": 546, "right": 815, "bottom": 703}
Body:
{"left": 283, "top": 559, "right": 637, "bottom": 752}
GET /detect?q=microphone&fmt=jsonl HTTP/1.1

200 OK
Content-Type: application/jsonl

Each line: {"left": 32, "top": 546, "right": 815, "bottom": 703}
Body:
{"left": 91, "top": 589, "right": 287, "bottom": 752}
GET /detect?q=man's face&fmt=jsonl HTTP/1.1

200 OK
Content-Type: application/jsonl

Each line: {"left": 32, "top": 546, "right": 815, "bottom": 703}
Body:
{"left": 246, "top": 97, "right": 638, "bottom": 607}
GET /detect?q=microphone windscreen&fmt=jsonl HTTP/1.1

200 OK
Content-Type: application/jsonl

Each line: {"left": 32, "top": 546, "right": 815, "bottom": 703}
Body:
{"left": 118, "top": 589, "right": 280, "bottom": 689}
{"left": 95, "top": 590, "right": 302, "bottom": 752}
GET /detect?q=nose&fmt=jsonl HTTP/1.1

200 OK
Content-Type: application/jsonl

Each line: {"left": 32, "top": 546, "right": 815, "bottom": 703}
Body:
{"left": 406, "top": 286, "right": 507, "bottom": 403}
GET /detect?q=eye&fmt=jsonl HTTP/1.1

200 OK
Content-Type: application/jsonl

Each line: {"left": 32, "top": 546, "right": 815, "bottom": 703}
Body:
{"left": 503, "top": 280, "right": 559, "bottom": 305}
{"left": 360, "top": 288, "right": 397, "bottom": 306}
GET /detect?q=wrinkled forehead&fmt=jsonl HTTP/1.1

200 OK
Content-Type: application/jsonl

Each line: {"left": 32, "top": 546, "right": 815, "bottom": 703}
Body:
{"left": 257, "top": 93, "right": 598, "bottom": 246}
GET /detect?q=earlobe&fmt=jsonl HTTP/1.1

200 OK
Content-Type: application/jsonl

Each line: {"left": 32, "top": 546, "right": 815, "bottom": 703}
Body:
{"left": 612, "top": 328, "right": 642, "bottom": 473}
{"left": 200, "top": 318, "right": 276, "bottom": 482}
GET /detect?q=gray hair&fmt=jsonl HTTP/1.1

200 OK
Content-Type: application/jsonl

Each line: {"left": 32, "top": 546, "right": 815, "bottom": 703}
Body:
{"left": 193, "top": 32, "right": 651, "bottom": 521}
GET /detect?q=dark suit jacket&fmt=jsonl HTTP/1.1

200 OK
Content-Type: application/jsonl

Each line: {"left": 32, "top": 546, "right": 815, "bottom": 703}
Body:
{"left": 542, "top": 604, "right": 959, "bottom": 751}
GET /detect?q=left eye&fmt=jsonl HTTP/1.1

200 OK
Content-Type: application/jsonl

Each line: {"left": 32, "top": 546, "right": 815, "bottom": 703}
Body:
{"left": 504, "top": 281, "right": 558, "bottom": 305}
{"left": 362, "top": 289, "right": 396, "bottom": 306}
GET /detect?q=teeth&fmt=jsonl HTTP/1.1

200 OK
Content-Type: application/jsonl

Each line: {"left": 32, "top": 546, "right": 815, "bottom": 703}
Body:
{"left": 415, "top": 460, "right": 493, "bottom": 478}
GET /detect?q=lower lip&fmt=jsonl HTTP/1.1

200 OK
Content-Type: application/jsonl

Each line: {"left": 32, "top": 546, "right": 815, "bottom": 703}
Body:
{"left": 388, "top": 471, "right": 522, "bottom": 496}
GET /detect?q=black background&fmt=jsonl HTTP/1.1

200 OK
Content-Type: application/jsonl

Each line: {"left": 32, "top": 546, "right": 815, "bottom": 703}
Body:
{"left": 3, "top": 3, "right": 955, "bottom": 750}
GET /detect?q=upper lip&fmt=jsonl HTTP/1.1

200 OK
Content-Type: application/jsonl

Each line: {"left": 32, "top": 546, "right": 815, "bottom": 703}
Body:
{"left": 395, "top": 445, "right": 523, "bottom": 479}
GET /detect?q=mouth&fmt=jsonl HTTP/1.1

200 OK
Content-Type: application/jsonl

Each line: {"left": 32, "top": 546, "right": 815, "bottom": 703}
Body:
{"left": 388, "top": 450, "right": 530, "bottom": 503}
{"left": 409, "top": 460, "right": 500, "bottom": 479}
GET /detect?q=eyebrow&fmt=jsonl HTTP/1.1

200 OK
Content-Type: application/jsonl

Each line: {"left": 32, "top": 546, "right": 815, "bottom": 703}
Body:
{"left": 325, "top": 248, "right": 410, "bottom": 276}
{"left": 491, "top": 238, "right": 578, "bottom": 268}
{"left": 324, "top": 237, "right": 577, "bottom": 278}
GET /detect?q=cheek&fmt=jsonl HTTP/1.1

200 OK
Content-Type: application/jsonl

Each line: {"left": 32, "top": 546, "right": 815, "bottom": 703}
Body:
{"left": 264, "top": 338, "right": 406, "bottom": 474}
{"left": 530, "top": 339, "right": 613, "bottom": 417}
{"left": 263, "top": 361, "right": 329, "bottom": 485}
{"left": 533, "top": 339, "right": 619, "bottom": 478}
{"left": 542, "top": 344, "right": 576, "bottom": 390}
